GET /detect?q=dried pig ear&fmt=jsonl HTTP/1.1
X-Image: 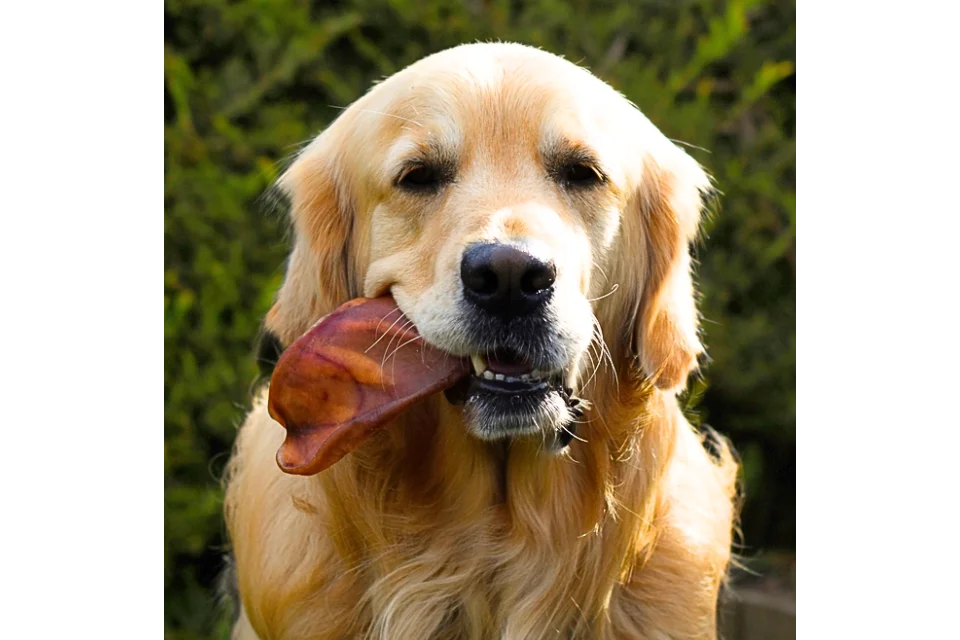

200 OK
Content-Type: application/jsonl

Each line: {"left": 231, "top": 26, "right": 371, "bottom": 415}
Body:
{"left": 268, "top": 296, "right": 470, "bottom": 475}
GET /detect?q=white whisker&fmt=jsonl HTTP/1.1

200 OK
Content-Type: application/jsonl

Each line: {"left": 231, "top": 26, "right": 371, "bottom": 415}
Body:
{"left": 364, "top": 307, "right": 404, "bottom": 353}
{"left": 385, "top": 334, "right": 423, "bottom": 381}
{"left": 669, "top": 137, "right": 712, "bottom": 154}
{"left": 581, "top": 333, "right": 604, "bottom": 392}
{"left": 592, "top": 259, "right": 609, "bottom": 284}
{"left": 379, "top": 319, "right": 416, "bottom": 385}
{"left": 329, "top": 104, "right": 424, "bottom": 128}
{"left": 591, "top": 315, "right": 619, "bottom": 393}
{"left": 560, "top": 423, "right": 588, "bottom": 443}
{"left": 587, "top": 283, "right": 620, "bottom": 303}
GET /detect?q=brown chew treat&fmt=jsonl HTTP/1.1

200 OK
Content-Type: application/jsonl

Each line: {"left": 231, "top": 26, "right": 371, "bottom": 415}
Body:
{"left": 268, "top": 296, "right": 470, "bottom": 475}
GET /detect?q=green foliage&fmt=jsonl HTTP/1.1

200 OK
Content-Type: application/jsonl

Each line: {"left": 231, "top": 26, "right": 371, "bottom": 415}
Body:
{"left": 164, "top": 0, "right": 795, "bottom": 636}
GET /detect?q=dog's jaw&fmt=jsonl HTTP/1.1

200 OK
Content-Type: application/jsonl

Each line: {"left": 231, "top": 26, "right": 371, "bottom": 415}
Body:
{"left": 441, "top": 349, "right": 591, "bottom": 448}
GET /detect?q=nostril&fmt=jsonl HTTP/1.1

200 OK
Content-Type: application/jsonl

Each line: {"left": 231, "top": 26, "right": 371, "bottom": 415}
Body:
{"left": 520, "top": 262, "right": 556, "bottom": 295}
{"left": 464, "top": 266, "right": 498, "bottom": 296}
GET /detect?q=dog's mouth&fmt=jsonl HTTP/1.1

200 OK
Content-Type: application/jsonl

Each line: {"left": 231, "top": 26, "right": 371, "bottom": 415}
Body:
{"left": 440, "top": 348, "right": 581, "bottom": 443}
{"left": 469, "top": 349, "right": 558, "bottom": 388}
{"left": 434, "top": 346, "right": 568, "bottom": 408}
{"left": 267, "top": 296, "right": 584, "bottom": 476}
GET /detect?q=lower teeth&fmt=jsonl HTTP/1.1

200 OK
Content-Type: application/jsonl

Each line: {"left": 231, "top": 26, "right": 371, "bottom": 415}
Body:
{"left": 478, "top": 372, "right": 544, "bottom": 383}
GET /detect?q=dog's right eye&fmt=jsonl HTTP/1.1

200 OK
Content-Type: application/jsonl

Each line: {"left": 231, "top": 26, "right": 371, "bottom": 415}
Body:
{"left": 558, "top": 162, "right": 604, "bottom": 188}
{"left": 397, "top": 165, "right": 445, "bottom": 192}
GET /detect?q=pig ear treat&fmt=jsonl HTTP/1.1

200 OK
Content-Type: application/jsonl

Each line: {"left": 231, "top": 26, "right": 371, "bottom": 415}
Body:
{"left": 267, "top": 296, "right": 470, "bottom": 475}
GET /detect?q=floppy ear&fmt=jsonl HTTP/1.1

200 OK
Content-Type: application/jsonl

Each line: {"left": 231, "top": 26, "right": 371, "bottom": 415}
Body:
{"left": 263, "top": 130, "right": 357, "bottom": 347}
{"left": 628, "top": 143, "right": 710, "bottom": 393}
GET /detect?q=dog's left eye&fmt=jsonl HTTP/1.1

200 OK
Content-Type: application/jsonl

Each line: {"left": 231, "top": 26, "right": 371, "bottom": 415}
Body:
{"left": 397, "top": 165, "right": 446, "bottom": 192}
{"left": 558, "top": 163, "right": 604, "bottom": 188}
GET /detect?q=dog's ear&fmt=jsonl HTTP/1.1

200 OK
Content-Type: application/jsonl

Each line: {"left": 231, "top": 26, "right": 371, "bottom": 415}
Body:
{"left": 620, "top": 141, "right": 710, "bottom": 393}
{"left": 263, "top": 127, "right": 357, "bottom": 347}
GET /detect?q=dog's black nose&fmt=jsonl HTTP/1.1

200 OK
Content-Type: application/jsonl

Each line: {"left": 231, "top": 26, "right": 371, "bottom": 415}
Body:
{"left": 460, "top": 242, "right": 556, "bottom": 316}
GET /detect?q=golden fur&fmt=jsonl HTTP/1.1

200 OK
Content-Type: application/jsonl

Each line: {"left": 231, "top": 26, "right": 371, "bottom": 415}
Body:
{"left": 225, "top": 43, "right": 739, "bottom": 639}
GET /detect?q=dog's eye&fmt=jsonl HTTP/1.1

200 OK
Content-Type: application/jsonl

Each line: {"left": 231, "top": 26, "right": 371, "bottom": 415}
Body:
{"left": 397, "top": 165, "right": 445, "bottom": 192}
{"left": 558, "top": 163, "right": 604, "bottom": 188}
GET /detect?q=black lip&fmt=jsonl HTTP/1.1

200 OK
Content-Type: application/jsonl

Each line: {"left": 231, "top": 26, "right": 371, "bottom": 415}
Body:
{"left": 460, "top": 370, "right": 569, "bottom": 409}
{"left": 470, "top": 375, "right": 550, "bottom": 395}
{"left": 442, "top": 374, "right": 553, "bottom": 407}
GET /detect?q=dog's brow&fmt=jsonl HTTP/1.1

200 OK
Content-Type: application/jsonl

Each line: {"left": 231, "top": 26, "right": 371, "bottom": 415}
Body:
{"left": 385, "top": 136, "right": 422, "bottom": 169}
{"left": 386, "top": 136, "right": 459, "bottom": 177}
{"left": 542, "top": 139, "right": 606, "bottom": 174}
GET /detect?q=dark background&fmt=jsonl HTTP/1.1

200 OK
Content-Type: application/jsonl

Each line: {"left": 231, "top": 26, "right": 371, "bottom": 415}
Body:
{"left": 164, "top": 0, "right": 795, "bottom": 636}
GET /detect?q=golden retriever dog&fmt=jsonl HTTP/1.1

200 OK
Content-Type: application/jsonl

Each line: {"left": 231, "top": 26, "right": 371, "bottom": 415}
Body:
{"left": 224, "top": 42, "right": 738, "bottom": 639}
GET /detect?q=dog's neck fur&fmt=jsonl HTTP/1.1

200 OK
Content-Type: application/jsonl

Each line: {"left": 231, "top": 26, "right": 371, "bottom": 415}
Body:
{"left": 226, "top": 360, "right": 734, "bottom": 639}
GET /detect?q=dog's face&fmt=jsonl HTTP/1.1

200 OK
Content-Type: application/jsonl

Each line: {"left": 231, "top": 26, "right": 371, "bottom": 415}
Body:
{"left": 266, "top": 43, "right": 709, "bottom": 444}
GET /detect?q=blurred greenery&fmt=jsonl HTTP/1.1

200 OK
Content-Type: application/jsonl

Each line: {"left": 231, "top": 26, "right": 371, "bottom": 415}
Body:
{"left": 164, "top": 0, "right": 795, "bottom": 637}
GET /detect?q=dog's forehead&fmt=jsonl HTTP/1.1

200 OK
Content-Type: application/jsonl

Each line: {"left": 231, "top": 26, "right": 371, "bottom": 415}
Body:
{"left": 360, "top": 50, "right": 628, "bottom": 170}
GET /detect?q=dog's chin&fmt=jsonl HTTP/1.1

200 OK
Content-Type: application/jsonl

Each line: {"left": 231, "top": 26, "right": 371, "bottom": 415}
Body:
{"left": 463, "top": 376, "right": 571, "bottom": 441}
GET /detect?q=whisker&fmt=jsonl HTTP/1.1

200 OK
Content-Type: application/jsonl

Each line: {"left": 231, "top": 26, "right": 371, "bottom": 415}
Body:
{"left": 379, "top": 319, "right": 415, "bottom": 387}
{"left": 328, "top": 105, "right": 424, "bottom": 128}
{"left": 536, "top": 424, "right": 548, "bottom": 456}
{"left": 669, "top": 138, "right": 712, "bottom": 154}
{"left": 592, "top": 316, "right": 619, "bottom": 392}
{"left": 587, "top": 344, "right": 602, "bottom": 389}
{"left": 281, "top": 137, "right": 315, "bottom": 153}
{"left": 364, "top": 306, "right": 404, "bottom": 353}
{"left": 385, "top": 334, "right": 423, "bottom": 381}
{"left": 560, "top": 423, "right": 588, "bottom": 443}
{"left": 587, "top": 283, "right": 620, "bottom": 303}
{"left": 581, "top": 333, "right": 604, "bottom": 392}
{"left": 592, "top": 259, "right": 609, "bottom": 284}
{"left": 593, "top": 316, "right": 620, "bottom": 392}
{"left": 389, "top": 319, "right": 416, "bottom": 356}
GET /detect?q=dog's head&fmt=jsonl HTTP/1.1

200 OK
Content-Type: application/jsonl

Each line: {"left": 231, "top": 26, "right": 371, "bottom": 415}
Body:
{"left": 264, "top": 43, "right": 709, "bottom": 445}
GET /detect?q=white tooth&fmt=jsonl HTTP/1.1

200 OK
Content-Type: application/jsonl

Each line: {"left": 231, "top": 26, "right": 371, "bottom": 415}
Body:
{"left": 494, "top": 373, "right": 505, "bottom": 381}
{"left": 505, "top": 376, "right": 517, "bottom": 382}
{"left": 520, "top": 374, "right": 530, "bottom": 381}
{"left": 482, "top": 370, "right": 495, "bottom": 380}
{"left": 532, "top": 369, "right": 543, "bottom": 378}
{"left": 471, "top": 354, "right": 487, "bottom": 375}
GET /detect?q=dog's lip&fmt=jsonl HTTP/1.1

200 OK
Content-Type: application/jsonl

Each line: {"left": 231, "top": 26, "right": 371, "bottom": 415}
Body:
{"left": 444, "top": 362, "right": 566, "bottom": 406}
{"left": 470, "top": 374, "right": 553, "bottom": 394}
{"left": 465, "top": 359, "right": 568, "bottom": 399}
